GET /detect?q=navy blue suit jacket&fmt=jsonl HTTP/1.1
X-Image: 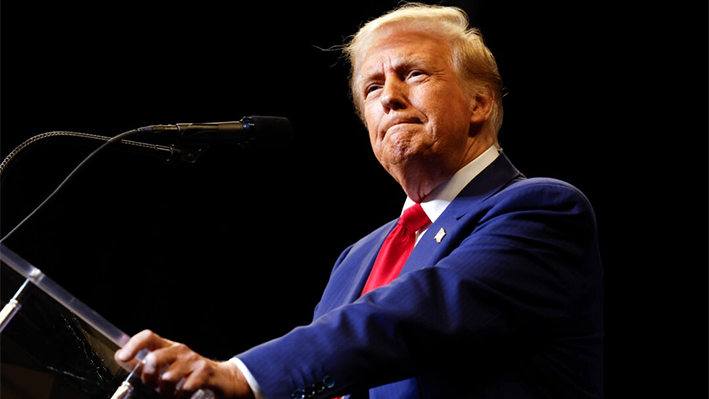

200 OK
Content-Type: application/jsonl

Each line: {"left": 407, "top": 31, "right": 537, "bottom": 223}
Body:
{"left": 238, "top": 153, "right": 603, "bottom": 398}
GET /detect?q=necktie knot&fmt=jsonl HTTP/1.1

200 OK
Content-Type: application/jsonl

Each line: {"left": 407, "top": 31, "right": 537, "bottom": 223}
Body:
{"left": 399, "top": 203, "right": 430, "bottom": 235}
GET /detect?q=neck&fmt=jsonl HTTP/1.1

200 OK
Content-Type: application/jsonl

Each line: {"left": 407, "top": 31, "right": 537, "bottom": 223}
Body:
{"left": 397, "top": 142, "right": 494, "bottom": 203}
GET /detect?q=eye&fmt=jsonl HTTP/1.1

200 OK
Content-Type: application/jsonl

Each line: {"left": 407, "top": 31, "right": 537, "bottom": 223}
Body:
{"left": 364, "top": 84, "right": 382, "bottom": 98}
{"left": 406, "top": 70, "right": 427, "bottom": 81}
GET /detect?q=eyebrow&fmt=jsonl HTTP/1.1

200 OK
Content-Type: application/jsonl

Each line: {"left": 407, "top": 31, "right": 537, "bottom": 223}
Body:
{"left": 359, "top": 56, "right": 432, "bottom": 85}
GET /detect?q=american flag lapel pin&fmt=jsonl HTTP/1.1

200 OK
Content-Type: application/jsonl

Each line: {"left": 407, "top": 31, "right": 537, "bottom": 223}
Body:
{"left": 434, "top": 227, "right": 446, "bottom": 243}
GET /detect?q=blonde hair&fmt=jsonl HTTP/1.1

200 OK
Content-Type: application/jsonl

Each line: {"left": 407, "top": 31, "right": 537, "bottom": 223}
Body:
{"left": 343, "top": 3, "right": 504, "bottom": 136}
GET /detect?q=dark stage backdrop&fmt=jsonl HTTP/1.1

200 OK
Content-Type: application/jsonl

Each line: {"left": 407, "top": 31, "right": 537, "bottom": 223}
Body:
{"left": 1, "top": 1, "right": 706, "bottom": 397}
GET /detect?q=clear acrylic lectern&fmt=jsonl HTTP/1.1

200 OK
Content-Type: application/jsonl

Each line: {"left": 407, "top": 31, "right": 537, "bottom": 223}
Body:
{"left": 0, "top": 243, "right": 160, "bottom": 399}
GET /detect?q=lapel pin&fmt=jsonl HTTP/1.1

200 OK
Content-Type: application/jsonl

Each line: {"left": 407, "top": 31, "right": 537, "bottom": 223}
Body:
{"left": 434, "top": 228, "right": 446, "bottom": 243}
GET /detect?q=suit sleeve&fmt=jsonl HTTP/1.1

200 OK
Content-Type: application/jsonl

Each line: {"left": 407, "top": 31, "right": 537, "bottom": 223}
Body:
{"left": 236, "top": 179, "right": 602, "bottom": 399}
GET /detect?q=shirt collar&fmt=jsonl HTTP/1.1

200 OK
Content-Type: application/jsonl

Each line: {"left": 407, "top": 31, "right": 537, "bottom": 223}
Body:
{"left": 402, "top": 145, "right": 499, "bottom": 223}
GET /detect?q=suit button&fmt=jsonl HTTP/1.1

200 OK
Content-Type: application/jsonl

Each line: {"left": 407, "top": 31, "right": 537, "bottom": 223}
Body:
{"left": 322, "top": 375, "right": 335, "bottom": 389}
{"left": 291, "top": 389, "right": 305, "bottom": 399}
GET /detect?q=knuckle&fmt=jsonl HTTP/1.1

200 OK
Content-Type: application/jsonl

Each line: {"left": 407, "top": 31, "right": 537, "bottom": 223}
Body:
{"left": 174, "top": 342, "right": 191, "bottom": 353}
{"left": 137, "top": 329, "right": 155, "bottom": 338}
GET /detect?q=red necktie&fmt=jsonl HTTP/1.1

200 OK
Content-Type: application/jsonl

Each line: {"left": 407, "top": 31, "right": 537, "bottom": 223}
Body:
{"left": 361, "top": 203, "right": 430, "bottom": 295}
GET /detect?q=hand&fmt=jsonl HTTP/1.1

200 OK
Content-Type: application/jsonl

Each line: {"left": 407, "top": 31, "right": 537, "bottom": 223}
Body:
{"left": 115, "top": 330, "right": 255, "bottom": 399}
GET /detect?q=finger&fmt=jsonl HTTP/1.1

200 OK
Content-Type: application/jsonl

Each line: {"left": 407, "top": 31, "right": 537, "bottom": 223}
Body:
{"left": 142, "top": 348, "right": 188, "bottom": 390}
{"left": 158, "top": 356, "right": 211, "bottom": 399}
{"left": 174, "top": 371, "right": 204, "bottom": 399}
{"left": 140, "top": 350, "right": 164, "bottom": 388}
{"left": 142, "top": 342, "right": 196, "bottom": 391}
{"left": 182, "top": 360, "right": 248, "bottom": 399}
{"left": 158, "top": 358, "right": 194, "bottom": 398}
{"left": 157, "top": 368, "right": 180, "bottom": 399}
{"left": 173, "top": 375, "right": 196, "bottom": 399}
{"left": 179, "top": 359, "right": 236, "bottom": 399}
{"left": 115, "top": 329, "right": 168, "bottom": 363}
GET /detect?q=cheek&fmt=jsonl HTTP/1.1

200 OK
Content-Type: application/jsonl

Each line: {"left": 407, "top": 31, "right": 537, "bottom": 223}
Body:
{"left": 425, "top": 93, "right": 472, "bottom": 132}
{"left": 363, "top": 106, "right": 381, "bottom": 141}
{"left": 425, "top": 85, "right": 469, "bottom": 114}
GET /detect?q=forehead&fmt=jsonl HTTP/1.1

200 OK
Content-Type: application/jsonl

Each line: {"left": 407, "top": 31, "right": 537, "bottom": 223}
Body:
{"left": 358, "top": 28, "right": 453, "bottom": 77}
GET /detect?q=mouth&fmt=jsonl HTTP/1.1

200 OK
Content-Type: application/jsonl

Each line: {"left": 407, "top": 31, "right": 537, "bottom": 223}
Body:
{"left": 382, "top": 118, "right": 422, "bottom": 137}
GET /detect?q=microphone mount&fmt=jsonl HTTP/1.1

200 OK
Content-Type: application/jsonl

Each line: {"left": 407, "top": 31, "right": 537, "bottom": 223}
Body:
{"left": 0, "top": 115, "right": 292, "bottom": 242}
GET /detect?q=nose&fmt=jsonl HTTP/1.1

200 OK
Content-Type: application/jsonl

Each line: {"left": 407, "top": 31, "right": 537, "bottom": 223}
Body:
{"left": 380, "top": 78, "right": 408, "bottom": 111}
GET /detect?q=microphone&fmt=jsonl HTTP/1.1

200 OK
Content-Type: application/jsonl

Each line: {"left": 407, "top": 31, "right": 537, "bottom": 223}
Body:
{"left": 148, "top": 115, "right": 292, "bottom": 150}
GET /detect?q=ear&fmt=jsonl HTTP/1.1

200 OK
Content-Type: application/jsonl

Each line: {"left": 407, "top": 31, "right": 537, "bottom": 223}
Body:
{"left": 469, "top": 86, "right": 495, "bottom": 125}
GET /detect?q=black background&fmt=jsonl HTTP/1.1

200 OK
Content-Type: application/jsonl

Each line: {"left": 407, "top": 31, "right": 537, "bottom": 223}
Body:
{"left": 1, "top": 1, "right": 707, "bottom": 397}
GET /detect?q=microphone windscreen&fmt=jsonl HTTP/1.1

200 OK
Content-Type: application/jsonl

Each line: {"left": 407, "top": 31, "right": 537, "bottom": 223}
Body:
{"left": 249, "top": 116, "right": 293, "bottom": 150}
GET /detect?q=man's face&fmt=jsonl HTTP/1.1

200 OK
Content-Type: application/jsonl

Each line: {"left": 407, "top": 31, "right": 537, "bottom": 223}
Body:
{"left": 358, "top": 28, "right": 485, "bottom": 200}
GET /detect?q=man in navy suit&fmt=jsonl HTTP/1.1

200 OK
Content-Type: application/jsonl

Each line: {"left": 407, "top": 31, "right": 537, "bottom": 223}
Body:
{"left": 116, "top": 4, "right": 603, "bottom": 398}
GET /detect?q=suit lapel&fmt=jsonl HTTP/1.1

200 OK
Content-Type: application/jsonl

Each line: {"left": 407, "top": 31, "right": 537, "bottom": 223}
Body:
{"left": 400, "top": 152, "right": 523, "bottom": 275}
{"left": 345, "top": 224, "right": 394, "bottom": 303}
